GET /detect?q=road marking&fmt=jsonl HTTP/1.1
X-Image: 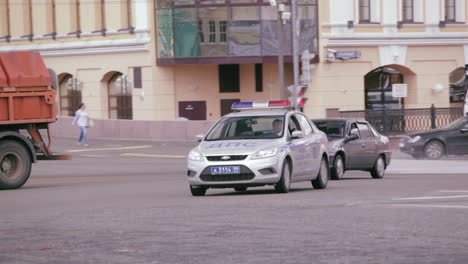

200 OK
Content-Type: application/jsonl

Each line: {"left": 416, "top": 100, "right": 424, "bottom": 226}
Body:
{"left": 439, "top": 190, "right": 468, "bottom": 193}
{"left": 393, "top": 195, "right": 468, "bottom": 201}
{"left": 66, "top": 145, "right": 152, "bottom": 153}
{"left": 121, "top": 153, "right": 186, "bottom": 158}
{"left": 80, "top": 155, "right": 111, "bottom": 158}
{"left": 390, "top": 204, "right": 468, "bottom": 209}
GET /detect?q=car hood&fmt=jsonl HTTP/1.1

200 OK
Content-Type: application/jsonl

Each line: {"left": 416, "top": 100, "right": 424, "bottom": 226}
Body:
{"left": 197, "top": 139, "right": 284, "bottom": 156}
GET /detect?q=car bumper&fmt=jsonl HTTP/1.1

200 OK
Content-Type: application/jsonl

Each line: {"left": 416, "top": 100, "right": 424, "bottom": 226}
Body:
{"left": 187, "top": 156, "right": 282, "bottom": 188}
{"left": 399, "top": 141, "right": 425, "bottom": 155}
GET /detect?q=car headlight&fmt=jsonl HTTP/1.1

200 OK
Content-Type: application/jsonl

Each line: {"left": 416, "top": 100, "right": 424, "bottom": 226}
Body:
{"left": 252, "top": 147, "right": 278, "bottom": 160}
{"left": 188, "top": 150, "right": 203, "bottom": 161}
{"left": 408, "top": 136, "right": 421, "bottom": 143}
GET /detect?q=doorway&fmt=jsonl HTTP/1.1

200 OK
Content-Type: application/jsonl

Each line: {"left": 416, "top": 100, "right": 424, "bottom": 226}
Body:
{"left": 179, "top": 101, "right": 207, "bottom": 120}
{"left": 220, "top": 99, "right": 240, "bottom": 117}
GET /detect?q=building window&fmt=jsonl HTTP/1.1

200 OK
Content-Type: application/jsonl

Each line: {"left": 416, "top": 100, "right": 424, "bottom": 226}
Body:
{"left": 445, "top": 0, "right": 456, "bottom": 22}
{"left": 365, "top": 67, "right": 404, "bottom": 110}
{"left": 402, "top": 0, "right": 414, "bottom": 22}
{"left": 359, "top": 0, "right": 370, "bottom": 22}
{"left": 230, "top": 6, "right": 260, "bottom": 56}
{"left": 449, "top": 67, "right": 467, "bottom": 103}
{"left": 219, "top": 21, "right": 227, "bottom": 42}
{"left": 0, "top": 0, "right": 10, "bottom": 39}
{"left": 209, "top": 20, "right": 216, "bottom": 43}
{"left": 108, "top": 73, "right": 133, "bottom": 120}
{"left": 197, "top": 7, "right": 228, "bottom": 56}
{"left": 255, "top": 64, "right": 263, "bottom": 92}
{"left": 219, "top": 64, "right": 240, "bottom": 93}
{"left": 59, "top": 74, "right": 82, "bottom": 117}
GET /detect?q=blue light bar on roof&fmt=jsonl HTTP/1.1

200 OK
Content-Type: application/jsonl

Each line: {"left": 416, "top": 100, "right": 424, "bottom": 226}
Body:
{"left": 231, "top": 100, "right": 292, "bottom": 110}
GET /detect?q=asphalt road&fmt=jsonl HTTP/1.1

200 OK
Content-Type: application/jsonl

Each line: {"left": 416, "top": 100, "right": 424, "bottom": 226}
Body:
{"left": 1, "top": 138, "right": 468, "bottom": 264}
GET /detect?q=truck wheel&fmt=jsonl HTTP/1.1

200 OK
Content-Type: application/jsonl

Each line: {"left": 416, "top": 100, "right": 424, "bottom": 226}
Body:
{"left": 0, "top": 140, "right": 32, "bottom": 190}
{"left": 312, "top": 157, "right": 329, "bottom": 189}
{"left": 275, "top": 161, "right": 291, "bottom": 193}
{"left": 331, "top": 155, "right": 344, "bottom": 180}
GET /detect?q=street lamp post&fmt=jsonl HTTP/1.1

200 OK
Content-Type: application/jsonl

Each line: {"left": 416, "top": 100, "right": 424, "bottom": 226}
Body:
{"left": 291, "top": 0, "right": 300, "bottom": 111}
{"left": 271, "top": 0, "right": 290, "bottom": 100}
{"left": 277, "top": 4, "right": 285, "bottom": 100}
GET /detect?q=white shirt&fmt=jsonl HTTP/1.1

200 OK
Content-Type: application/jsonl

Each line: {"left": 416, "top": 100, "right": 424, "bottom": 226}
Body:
{"left": 73, "top": 109, "right": 89, "bottom": 127}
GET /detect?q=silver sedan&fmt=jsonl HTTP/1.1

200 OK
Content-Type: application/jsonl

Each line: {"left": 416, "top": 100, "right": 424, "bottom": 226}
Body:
{"left": 187, "top": 109, "right": 330, "bottom": 196}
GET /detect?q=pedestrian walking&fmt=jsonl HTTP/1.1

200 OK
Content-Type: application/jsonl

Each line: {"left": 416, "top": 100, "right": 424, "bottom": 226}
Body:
{"left": 72, "top": 103, "right": 90, "bottom": 147}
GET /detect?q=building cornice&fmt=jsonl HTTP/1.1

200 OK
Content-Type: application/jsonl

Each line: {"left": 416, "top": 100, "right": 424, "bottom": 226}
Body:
{"left": 0, "top": 35, "right": 151, "bottom": 57}
{"left": 324, "top": 32, "right": 468, "bottom": 47}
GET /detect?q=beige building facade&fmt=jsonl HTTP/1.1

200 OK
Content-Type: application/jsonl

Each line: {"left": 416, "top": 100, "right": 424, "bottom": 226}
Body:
{"left": 0, "top": 0, "right": 176, "bottom": 120}
{"left": 311, "top": 0, "right": 468, "bottom": 118}
{"left": 1, "top": 0, "right": 467, "bottom": 122}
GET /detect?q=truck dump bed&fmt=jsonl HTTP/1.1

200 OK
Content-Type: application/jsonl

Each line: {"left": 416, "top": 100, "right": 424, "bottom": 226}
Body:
{"left": 0, "top": 51, "right": 56, "bottom": 125}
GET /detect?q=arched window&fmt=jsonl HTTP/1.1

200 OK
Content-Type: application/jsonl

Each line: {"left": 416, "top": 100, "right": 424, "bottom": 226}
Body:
{"left": 365, "top": 67, "right": 404, "bottom": 110}
{"left": 59, "top": 74, "right": 82, "bottom": 116}
{"left": 108, "top": 72, "right": 133, "bottom": 119}
{"left": 449, "top": 67, "right": 467, "bottom": 103}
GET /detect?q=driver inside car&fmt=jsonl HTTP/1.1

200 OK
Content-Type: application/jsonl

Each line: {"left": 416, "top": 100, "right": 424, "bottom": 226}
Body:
{"left": 272, "top": 119, "right": 283, "bottom": 135}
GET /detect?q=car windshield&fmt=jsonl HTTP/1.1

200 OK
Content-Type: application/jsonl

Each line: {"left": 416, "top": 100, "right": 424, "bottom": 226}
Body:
{"left": 445, "top": 117, "right": 468, "bottom": 129}
{"left": 314, "top": 121, "right": 346, "bottom": 138}
{"left": 205, "top": 116, "right": 285, "bottom": 141}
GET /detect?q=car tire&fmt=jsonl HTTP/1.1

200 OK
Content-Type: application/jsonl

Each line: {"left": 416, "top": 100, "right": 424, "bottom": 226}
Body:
{"left": 234, "top": 186, "right": 247, "bottom": 192}
{"left": 312, "top": 157, "right": 329, "bottom": 189}
{"left": 331, "top": 155, "right": 345, "bottom": 180}
{"left": 370, "top": 155, "right": 385, "bottom": 179}
{"left": 275, "top": 161, "right": 291, "bottom": 193}
{"left": 190, "top": 186, "right": 207, "bottom": 196}
{"left": 0, "top": 140, "right": 32, "bottom": 190}
{"left": 424, "top": 140, "right": 445, "bottom": 160}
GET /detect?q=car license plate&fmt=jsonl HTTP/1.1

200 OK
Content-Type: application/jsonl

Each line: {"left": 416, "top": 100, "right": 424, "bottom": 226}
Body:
{"left": 399, "top": 143, "right": 405, "bottom": 148}
{"left": 210, "top": 166, "right": 241, "bottom": 175}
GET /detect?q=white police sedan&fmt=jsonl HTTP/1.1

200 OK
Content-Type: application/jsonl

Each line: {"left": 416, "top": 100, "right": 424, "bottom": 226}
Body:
{"left": 187, "top": 101, "right": 330, "bottom": 196}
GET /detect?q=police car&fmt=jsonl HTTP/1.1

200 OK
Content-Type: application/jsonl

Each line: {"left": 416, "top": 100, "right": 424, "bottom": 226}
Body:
{"left": 187, "top": 101, "right": 330, "bottom": 196}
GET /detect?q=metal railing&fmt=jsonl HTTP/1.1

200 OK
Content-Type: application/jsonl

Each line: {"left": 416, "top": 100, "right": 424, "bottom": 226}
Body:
{"left": 339, "top": 105, "right": 464, "bottom": 135}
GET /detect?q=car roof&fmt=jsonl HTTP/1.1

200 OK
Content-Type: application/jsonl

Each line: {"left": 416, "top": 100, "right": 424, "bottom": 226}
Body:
{"left": 312, "top": 118, "right": 367, "bottom": 123}
{"left": 224, "top": 109, "right": 295, "bottom": 117}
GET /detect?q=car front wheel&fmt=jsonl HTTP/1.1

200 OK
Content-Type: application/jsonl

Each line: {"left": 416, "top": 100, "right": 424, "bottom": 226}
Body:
{"left": 424, "top": 141, "right": 444, "bottom": 160}
{"left": 275, "top": 161, "right": 291, "bottom": 193}
{"left": 331, "top": 155, "right": 344, "bottom": 180}
{"left": 370, "top": 156, "right": 385, "bottom": 179}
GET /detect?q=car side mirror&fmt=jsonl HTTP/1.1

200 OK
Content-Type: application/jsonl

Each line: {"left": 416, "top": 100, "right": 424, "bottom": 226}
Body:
{"left": 291, "top": 130, "right": 304, "bottom": 139}
{"left": 346, "top": 128, "right": 359, "bottom": 142}
{"left": 195, "top": 134, "right": 204, "bottom": 142}
{"left": 461, "top": 128, "right": 468, "bottom": 133}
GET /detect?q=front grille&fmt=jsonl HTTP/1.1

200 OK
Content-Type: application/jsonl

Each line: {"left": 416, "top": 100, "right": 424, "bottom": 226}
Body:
{"left": 206, "top": 155, "right": 248, "bottom": 161}
{"left": 200, "top": 165, "right": 255, "bottom": 182}
{"left": 200, "top": 173, "right": 255, "bottom": 182}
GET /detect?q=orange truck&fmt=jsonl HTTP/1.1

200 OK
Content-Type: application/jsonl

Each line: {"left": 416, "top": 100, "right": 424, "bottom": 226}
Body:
{"left": 0, "top": 51, "right": 70, "bottom": 190}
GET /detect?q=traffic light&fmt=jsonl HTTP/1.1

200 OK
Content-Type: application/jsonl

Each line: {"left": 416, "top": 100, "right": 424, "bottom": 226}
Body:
{"left": 287, "top": 85, "right": 308, "bottom": 107}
